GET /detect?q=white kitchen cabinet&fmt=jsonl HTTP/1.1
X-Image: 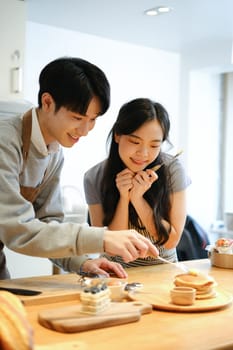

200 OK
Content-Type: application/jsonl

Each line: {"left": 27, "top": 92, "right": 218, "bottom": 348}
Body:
{"left": 0, "top": 1, "right": 53, "bottom": 278}
{"left": 0, "top": 0, "right": 26, "bottom": 100}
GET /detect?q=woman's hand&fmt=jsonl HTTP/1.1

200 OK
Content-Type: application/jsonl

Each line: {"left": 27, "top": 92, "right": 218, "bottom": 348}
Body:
{"left": 81, "top": 257, "right": 128, "bottom": 278}
{"left": 130, "top": 169, "right": 158, "bottom": 199}
{"left": 115, "top": 168, "right": 134, "bottom": 199}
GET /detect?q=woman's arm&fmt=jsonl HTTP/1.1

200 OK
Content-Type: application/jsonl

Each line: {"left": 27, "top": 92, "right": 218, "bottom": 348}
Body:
{"left": 88, "top": 204, "right": 104, "bottom": 227}
{"left": 85, "top": 166, "right": 134, "bottom": 230}
{"left": 107, "top": 196, "right": 129, "bottom": 229}
{"left": 88, "top": 189, "right": 130, "bottom": 230}
{"left": 130, "top": 167, "right": 187, "bottom": 248}
{"left": 131, "top": 190, "right": 187, "bottom": 248}
{"left": 163, "top": 190, "right": 187, "bottom": 249}
{"left": 107, "top": 168, "right": 134, "bottom": 229}
{"left": 130, "top": 194, "right": 158, "bottom": 238}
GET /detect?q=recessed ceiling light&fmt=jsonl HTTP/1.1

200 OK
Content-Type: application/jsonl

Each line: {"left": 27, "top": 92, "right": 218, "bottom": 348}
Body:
{"left": 158, "top": 6, "right": 171, "bottom": 13}
{"left": 145, "top": 8, "right": 159, "bottom": 16}
{"left": 144, "top": 6, "right": 172, "bottom": 16}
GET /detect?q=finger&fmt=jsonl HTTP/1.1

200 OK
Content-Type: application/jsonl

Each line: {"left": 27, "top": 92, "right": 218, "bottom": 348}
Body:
{"left": 116, "top": 170, "right": 134, "bottom": 180}
{"left": 146, "top": 169, "right": 158, "bottom": 181}
{"left": 119, "top": 242, "right": 142, "bottom": 263}
{"left": 105, "top": 243, "right": 134, "bottom": 263}
{"left": 140, "top": 171, "right": 157, "bottom": 184}
{"left": 99, "top": 259, "right": 128, "bottom": 278}
{"left": 90, "top": 266, "right": 109, "bottom": 277}
{"left": 117, "top": 235, "right": 147, "bottom": 262}
{"left": 138, "top": 236, "right": 159, "bottom": 257}
{"left": 117, "top": 180, "right": 133, "bottom": 188}
{"left": 133, "top": 173, "right": 144, "bottom": 184}
{"left": 133, "top": 233, "right": 159, "bottom": 258}
{"left": 131, "top": 239, "right": 148, "bottom": 258}
{"left": 106, "top": 263, "right": 128, "bottom": 279}
{"left": 116, "top": 175, "right": 133, "bottom": 185}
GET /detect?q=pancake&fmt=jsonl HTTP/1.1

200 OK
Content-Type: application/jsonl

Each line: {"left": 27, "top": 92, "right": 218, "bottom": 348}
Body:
{"left": 174, "top": 272, "right": 217, "bottom": 299}
{"left": 195, "top": 289, "right": 217, "bottom": 300}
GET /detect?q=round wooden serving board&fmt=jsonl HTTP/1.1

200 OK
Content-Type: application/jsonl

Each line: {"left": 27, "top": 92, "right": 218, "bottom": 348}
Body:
{"left": 127, "top": 287, "right": 233, "bottom": 312}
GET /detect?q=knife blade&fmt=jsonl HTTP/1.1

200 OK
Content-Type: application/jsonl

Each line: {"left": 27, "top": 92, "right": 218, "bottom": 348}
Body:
{"left": 156, "top": 256, "right": 189, "bottom": 272}
{"left": 0, "top": 286, "right": 42, "bottom": 296}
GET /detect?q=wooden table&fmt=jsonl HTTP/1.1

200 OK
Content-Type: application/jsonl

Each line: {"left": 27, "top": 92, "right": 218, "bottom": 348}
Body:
{"left": 1, "top": 259, "right": 233, "bottom": 350}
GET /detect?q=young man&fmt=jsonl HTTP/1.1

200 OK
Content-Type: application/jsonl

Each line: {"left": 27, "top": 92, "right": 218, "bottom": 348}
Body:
{"left": 0, "top": 57, "right": 158, "bottom": 279}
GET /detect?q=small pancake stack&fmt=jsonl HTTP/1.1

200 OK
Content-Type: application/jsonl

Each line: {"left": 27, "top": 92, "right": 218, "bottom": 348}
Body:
{"left": 80, "top": 282, "right": 111, "bottom": 314}
{"left": 174, "top": 270, "right": 217, "bottom": 300}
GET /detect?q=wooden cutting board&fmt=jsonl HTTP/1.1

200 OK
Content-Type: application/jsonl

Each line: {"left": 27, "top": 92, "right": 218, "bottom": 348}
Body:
{"left": 38, "top": 301, "right": 152, "bottom": 333}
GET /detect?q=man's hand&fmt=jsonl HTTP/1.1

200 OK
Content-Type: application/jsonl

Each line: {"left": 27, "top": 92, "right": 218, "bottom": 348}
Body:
{"left": 80, "top": 257, "right": 128, "bottom": 278}
{"left": 103, "top": 229, "right": 159, "bottom": 263}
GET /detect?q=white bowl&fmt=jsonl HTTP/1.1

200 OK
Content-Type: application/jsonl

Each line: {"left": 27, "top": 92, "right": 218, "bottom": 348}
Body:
{"left": 108, "top": 281, "right": 127, "bottom": 301}
{"left": 81, "top": 277, "right": 127, "bottom": 301}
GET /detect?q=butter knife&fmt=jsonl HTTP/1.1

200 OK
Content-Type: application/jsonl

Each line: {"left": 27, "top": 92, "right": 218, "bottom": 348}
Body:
{"left": 150, "top": 150, "right": 183, "bottom": 172}
{"left": 0, "top": 286, "right": 42, "bottom": 296}
{"left": 157, "top": 256, "right": 189, "bottom": 273}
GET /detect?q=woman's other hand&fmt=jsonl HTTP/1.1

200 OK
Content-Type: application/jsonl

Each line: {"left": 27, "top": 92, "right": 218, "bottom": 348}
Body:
{"left": 115, "top": 168, "right": 134, "bottom": 199}
{"left": 130, "top": 169, "right": 158, "bottom": 199}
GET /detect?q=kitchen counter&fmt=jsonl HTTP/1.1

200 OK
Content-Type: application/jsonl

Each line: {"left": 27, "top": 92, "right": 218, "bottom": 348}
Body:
{"left": 1, "top": 259, "right": 233, "bottom": 350}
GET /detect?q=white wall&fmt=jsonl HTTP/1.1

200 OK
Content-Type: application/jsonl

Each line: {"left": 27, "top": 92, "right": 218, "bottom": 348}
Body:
{"left": 0, "top": 0, "right": 26, "bottom": 100}
{"left": 178, "top": 42, "right": 233, "bottom": 232}
{"left": 186, "top": 71, "right": 221, "bottom": 229}
{"left": 224, "top": 73, "right": 233, "bottom": 213}
{"left": 24, "top": 21, "right": 181, "bottom": 196}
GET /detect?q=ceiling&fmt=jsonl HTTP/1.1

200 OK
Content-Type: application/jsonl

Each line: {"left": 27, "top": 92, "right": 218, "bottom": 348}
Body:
{"left": 26, "top": 0, "right": 233, "bottom": 53}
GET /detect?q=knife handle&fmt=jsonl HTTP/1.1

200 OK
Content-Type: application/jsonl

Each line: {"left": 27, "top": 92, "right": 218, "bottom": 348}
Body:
{"left": 0, "top": 286, "right": 42, "bottom": 296}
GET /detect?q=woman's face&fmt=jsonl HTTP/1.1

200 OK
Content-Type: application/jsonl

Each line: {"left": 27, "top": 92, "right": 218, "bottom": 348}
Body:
{"left": 115, "top": 119, "right": 163, "bottom": 172}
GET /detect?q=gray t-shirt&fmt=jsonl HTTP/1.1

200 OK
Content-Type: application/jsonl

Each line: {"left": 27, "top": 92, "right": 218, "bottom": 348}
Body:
{"left": 84, "top": 156, "right": 191, "bottom": 267}
{"left": 84, "top": 156, "right": 191, "bottom": 205}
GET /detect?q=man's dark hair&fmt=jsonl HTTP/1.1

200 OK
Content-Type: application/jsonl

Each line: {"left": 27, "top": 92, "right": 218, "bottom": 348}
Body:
{"left": 38, "top": 57, "right": 110, "bottom": 115}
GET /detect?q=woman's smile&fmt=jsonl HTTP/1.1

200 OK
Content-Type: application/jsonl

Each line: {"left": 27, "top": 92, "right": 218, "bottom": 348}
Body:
{"left": 130, "top": 158, "right": 148, "bottom": 166}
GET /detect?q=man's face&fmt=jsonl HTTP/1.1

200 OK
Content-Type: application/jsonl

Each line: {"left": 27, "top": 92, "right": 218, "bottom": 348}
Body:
{"left": 38, "top": 93, "right": 102, "bottom": 147}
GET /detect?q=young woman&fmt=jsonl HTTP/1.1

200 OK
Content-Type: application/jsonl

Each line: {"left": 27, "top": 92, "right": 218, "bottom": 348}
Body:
{"left": 84, "top": 98, "right": 191, "bottom": 267}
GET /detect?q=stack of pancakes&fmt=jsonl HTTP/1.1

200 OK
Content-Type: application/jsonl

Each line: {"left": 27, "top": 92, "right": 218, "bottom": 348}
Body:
{"left": 174, "top": 271, "right": 217, "bottom": 299}
{"left": 80, "top": 282, "right": 111, "bottom": 314}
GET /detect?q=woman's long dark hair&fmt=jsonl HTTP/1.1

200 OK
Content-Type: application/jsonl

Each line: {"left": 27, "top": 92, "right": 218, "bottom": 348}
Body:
{"left": 100, "top": 98, "right": 172, "bottom": 245}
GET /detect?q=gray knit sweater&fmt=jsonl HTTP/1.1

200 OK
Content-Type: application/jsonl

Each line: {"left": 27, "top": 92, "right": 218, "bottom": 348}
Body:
{"left": 0, "top": 109, "right": 105, "bottom": 278}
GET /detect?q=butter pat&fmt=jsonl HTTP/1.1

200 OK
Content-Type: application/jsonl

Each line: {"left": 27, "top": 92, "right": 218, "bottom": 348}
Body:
{"left": 188, "top": 269, "right": 199, "bottom": 276}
